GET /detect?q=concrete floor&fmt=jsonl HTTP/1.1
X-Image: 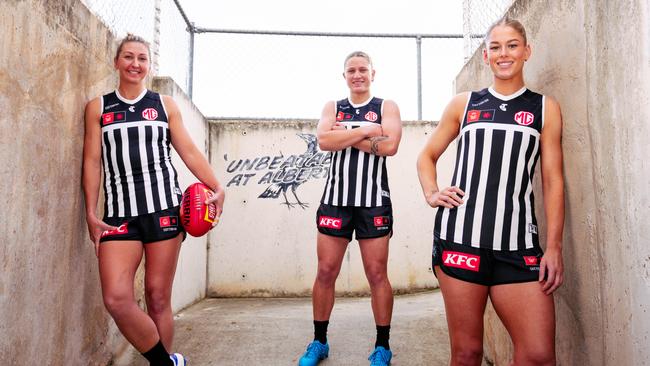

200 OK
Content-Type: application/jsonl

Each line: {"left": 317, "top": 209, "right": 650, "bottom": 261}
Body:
{"left": 118, "top": 291, "right": 490, "bottom": 365}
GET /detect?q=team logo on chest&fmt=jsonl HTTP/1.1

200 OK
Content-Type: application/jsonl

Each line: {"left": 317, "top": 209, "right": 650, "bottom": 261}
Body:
{"left": 102, "top": 111, "right": 126, "bottom": 125}
{"left": 364, "top": 111, "right": 378, "bottom": 122}
{"left": 142, "top": 108, "right": 159, "bottom": 121}
{"left": 466, "top": 109, "right": 495, "bottom": 123}
{"left": 514, "top": 111, "right": 534, "bottom": 126}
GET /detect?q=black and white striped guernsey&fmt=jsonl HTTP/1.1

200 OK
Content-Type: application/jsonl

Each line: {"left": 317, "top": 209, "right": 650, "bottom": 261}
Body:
{"left": 435, "top": 87, "right": 545, "bottom": 250}
{"left": 100, "top": 89, "right": 181, "bottom": 218}
{"left": 321, "top": 96, "right": 391, "bottom": 207}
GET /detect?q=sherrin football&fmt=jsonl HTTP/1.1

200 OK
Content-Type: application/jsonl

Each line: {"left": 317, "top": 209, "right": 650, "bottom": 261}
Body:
{"left": 180, "top": 182, "right": 217, "bottom": 237}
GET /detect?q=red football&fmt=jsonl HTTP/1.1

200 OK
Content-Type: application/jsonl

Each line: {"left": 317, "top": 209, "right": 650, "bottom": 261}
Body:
{"left": 180, "top": 182, "right": 217, "bottom": 237}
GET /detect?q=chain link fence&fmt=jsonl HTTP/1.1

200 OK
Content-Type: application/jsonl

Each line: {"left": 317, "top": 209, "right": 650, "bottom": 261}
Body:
{"left": 463, "top": 0, "right": 514, "bottom": 60}
{"left": 81, "top": 0, "right": 192, "bottom": 94}
{"left": 81, "top": 0, "right": 512, "bottom": 120}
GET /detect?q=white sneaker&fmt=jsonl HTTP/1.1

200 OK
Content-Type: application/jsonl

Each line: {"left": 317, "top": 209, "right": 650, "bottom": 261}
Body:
{"left": 170, "top": 353, "right": 186, "bottom": 366}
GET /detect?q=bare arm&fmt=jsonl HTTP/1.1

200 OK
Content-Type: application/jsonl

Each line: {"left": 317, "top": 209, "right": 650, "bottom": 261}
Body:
{"left": 538, "top": 96, "right": 565, "bottom": 294}
{"left": 82, "top": 97, "right": 117, "bottom": 255}
{"left": 416, "top": 93, "right": 469, "bottom": 208}
{"left": 166, "top": 95, "right": 225, "bottom": 218}
{"left": 351, "top": 100, "right": 402, "bottom": 156}
{"left": 316, "top": 101, "right": 382, "bottom": 151}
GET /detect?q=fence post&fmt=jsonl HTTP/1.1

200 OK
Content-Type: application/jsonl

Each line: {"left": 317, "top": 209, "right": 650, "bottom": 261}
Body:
{"left": 416, "top": 35, "right": 422, "bottom": 120}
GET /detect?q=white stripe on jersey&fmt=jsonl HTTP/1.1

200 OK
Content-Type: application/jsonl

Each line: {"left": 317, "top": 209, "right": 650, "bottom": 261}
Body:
{"left": 453, "top": 129, "right": 477, "bottom": 244}
{"left": 354, "top": 152, "right": 365, "bottom": 206}
{"left": 151, "top": 126, "right": 168, "bottom": 210}
{"left": 460, "top": 121, "right": 541, "bottom": 138}
{"left": 138, "top": 125, "right": 155, "bottom": 211}
{"left": 341, "top": 146, "right": 352, "bottom": 205}
{"left": 120, "top": 127, "right": 139, "bottom": 216}
{"left": 375, "top": 156, "right": 384, "bottom": 206}
{"left": 105, "top": 131, "right": 125, "bottom": 217}
{"left": 102, "top": 136, "right": 115, "bottom": 217}
{"left": 508, "top": 133, "right": 530, "bottom": 250}
{"left": 365, "top": 154, "right": 375, "bottom": 206}
{"left": 523, "top": 137, "right": 540, "bottom": 249}
{"left": 492, "top": 129, "right": 515, "bottom": 250}
{"left": 323, "top": 154, "right": 335, "bottom": 204}
{"left": 101, "top": 120, "right": 168, "bottom": 132}
{"left": 470, "top": 128, "right": 493, "bottom": 248}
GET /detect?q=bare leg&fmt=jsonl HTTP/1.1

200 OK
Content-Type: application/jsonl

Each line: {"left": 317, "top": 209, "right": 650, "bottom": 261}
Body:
{"left": 435, "top": 267, "right": 489, "bottom": 366}
{"left": 144, "top": 234, "right": 183, "bottom": 350}
{"left": 99, "top": 241, "right": 160, "bottom": 352}
{"left": 358, "top": 235, "right": 393, "bottom": 325}
{"left": 489, "top": 282, "right": 556, "bottom": 366}
{"left": 312, "top": 233, "right": 349, "bottom": 321}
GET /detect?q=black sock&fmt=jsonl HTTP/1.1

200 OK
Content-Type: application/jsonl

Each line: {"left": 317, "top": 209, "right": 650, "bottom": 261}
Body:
{"left": 375, "top": 325, "right": 391, "bottom": 350}
{"left": 314, "top": 320, "right": 329, "bottom": 344}
{"left": 142, "top": 340, "right": 173, "bottom": 366}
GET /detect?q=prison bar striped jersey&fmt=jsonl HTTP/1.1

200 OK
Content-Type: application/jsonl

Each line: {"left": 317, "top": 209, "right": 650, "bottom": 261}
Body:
{"left": 321, "top": 96, "right": 391, "bottom": 207}
{"left": 100, "top": 89, "right": 181, "bottom": 218}
{"left": 434, "top": 87, "right": 545, "bottom": 250}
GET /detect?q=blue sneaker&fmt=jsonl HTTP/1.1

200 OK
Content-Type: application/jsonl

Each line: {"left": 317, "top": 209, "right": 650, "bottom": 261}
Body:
{"left": 170, "top": 353, "right": 186, "bottom": 366}
{"left": 298, "top": 340, "right": 329, "bottom": 366}
{"left": 368, "top": 346, "right": 392, "bottom": 366}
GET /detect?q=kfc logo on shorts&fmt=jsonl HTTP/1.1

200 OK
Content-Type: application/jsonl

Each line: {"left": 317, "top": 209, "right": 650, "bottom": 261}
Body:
{"left": 364, "top": 111, "right": 378, "bottom": 122}
{"left": 159, "top": 216, "right": 178, "bottom": 228}
{"left": 100, "top": 223, "right": 128, "bottom": 237}
{"left": 514, "top": 111, "right": 534, "bottom": 126}
{"left": 442, "top": 251, "right": 480, "bottom": 272}
{"left": 373, "top": 216, "right": 390, "bottom": 227}
{"left": 142, "top": 108, "right": 158, "bottom": 121}
{"left": 318, "top": 216, "right": 342, "bottom": 229}
{"left": 523, "top": 256, "right": 539, "bottom": 266}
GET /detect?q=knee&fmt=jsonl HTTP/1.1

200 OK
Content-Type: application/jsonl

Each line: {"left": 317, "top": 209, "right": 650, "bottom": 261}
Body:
{"left": 365, "top": 266, "right": 389, "bottom": 288}
{"left": 315, "top": 263, "right": 340, "bottom": 286}
{"left": 451, "top": 344, "right": 483, "bottom": 366}
{"left": 145, "top": 286, "right": 171, "bottom": 316}
{"left": 103, "top": 293, "right": 133, "bottom": 317}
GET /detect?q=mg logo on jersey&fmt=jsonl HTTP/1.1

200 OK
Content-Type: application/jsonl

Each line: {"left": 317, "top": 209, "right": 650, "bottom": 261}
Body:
{"left": 142, "top": 108, "right": 158, "bottom": 121}
{"left": 318, "top": 216, "right": 342, "bottom": 229}
{"left": 364, "top": 111, "right": 378, "bottom": 122}
{"left": 101, "top": 223, "right": 128, "bottom": 237}
{"left": 523, "top": 256, "right": 539, "bottom": 266}
{"left": 442, "top": 251, "right": 480, "bottom": 272}
{"left": 514, "top": 111, "right": 534, "bottom": 126}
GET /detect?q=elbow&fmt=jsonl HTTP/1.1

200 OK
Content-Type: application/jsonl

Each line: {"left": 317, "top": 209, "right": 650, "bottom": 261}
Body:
{"left": 384, "top": 143, "right": 399, "bottom": 156}
{"left": 317, "top": 137, "right": 335, "bottom": 151}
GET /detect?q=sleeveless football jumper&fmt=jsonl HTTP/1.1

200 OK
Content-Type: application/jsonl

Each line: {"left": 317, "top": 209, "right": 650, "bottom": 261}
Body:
{"left": 320, "top": 96, "right": 391, "bottom": 207}
{"left": 100, "top": 89, "right": 181, "bottom": 218}
{"left": 434, "top": 87, "right": 545, "bottom": 251}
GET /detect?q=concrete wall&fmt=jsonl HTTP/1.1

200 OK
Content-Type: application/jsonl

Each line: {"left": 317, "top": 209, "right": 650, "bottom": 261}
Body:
{"left": 455, "top": 0, "right": 650, "bottom": 365}
{"left": 207, "top": 120, "right": 456, "bottom": 296}
{"left": 0, "top": 1, "right": 209, "bottom": 364}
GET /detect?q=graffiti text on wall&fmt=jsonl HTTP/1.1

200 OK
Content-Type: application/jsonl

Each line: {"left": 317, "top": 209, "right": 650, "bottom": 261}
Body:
{"left": 224, "top": 133, "right": 331, "bottom": 209}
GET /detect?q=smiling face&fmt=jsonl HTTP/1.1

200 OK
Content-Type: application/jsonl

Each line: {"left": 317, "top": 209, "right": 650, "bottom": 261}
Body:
{"left": 343, "top": 55, "right": 375, "bottom": 97}
{"left": 114, "top": 41, "right": 150, "bottom": 85}
{"left": 483, "top": 24, "right": 531, "bottom": 81}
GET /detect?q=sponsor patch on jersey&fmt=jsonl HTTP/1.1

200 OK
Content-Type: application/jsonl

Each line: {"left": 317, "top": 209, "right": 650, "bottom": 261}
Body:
{"left": 523, "top": 256, "right": 539, "bottom": 266}
{"left": 159, "top": 216, "right": 178, "bottom": 228}
{"left": 364, "top": 111, "right": 378, "bottom": 122}
{"left": 514, "top": 111, "right": 534, "bottom": 126}
{"left": 373, "top": 216, "right": 390, "bottom": 227}
{"left": 466, "top": 109, "right": 495, "bottom": 123}
{"left": 336, "top": 111, "right": 344, "bottom": 121}
{"left": 142, "top": 108, "right": 159, "bottom": 121}
{"left": 318, "top": 216, "right": 342, "bottom": 229}
{"left": 101, "top": 223, "right": 129, "bottom": 237}
{"left": 442, "top": 250, "right": 480, "bottom": 272}
{"left": 102, "top": 111, "right": 126, "bottom": 125}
